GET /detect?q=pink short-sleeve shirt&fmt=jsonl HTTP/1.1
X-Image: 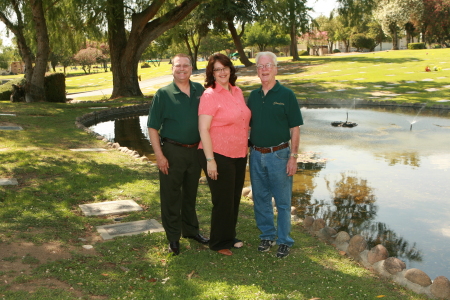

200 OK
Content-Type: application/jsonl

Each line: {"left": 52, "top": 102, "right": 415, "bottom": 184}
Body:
{"left": 198, "top": 84, "right": 251, "bottom": 158}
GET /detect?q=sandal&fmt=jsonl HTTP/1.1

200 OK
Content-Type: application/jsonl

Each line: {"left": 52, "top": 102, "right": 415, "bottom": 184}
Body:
{"left": 217, "top": 249, "right": 233, "bottom": 256}
{"left": 233, "top": 238, "right": 243, "bottom": 249}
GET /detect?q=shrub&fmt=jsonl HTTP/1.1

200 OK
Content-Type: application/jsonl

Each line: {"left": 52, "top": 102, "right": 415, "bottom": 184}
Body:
{"left": 0, "top": 77, "right": 26, "bottom": 101}
{"left": 432, "top": 44, "right": 442, "bottom": 49}
{"left": 351, "top": 34, "right": 376, "bottom": 51}
{"left": 141, "top": 62, "right": 151, "bottom": 68}
{"left": 408, "top": 43, "right": 426, "bottom": 49}
{"left": 44, "top": 73, "right": 66, "bottom": 103}
{"left": 333, "top": 49, "right": 341, "bottom": 53}
{"left": 298, "top": 50, "right": 309, "bottom": 56}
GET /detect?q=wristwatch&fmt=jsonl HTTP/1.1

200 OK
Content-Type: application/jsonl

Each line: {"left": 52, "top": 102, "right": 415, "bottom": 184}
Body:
{"left": 206, "top": 157, "right": 215, "bottom": 162}
{"left": 290, "top": 153, "right": 298, "bottom": 158}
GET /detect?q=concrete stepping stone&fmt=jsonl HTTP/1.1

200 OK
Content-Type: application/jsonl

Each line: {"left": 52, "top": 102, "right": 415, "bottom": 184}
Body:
{"left": 70, "top": 148, "right": 108, "bottom": 152}
{"left": 422, "top": 78, "right": 434, "bottom": 81}
{"left": 405, "top": 81, "right": 417, "bottom": 83}
{"left": 89, "top": 107, "right": 109, "bottom": 109}
{"left": 79, "top": 200, "right": 143, "bottom": 216}
{"left": 0, "top": 113, "right": 16, "bottom": 116}
{"left": 0, "top": 178, "right": 18, "bottom": 186}
{"left": 336, "top": 89, "right": 347, "bottom": 91}
{"left": 354, "top": 78, "right": 365, "bottom": 80}
{"left": 437, "top": 100, "right": 450, "bottom": 102}
{"left": 352, "top": 87, "right": 366, "bottom": 89}
{"left": 373, "top": 85, "right": 383, "bottom": 88}
{"left": 0, "top": 126, "right": 23, "bottom": 130}
{"left": 96, "top": 219, "right": 164, "bottom": 240}
{"left": 443, "top": 85, "right": 450, "bottom": 88}
{"left": 385, "top": 75, "right": 396, "bottom": 76}
{"left": 406, "top": 91, "right": 419, "bottom": 94}
{"left": 425, "top": 88, "right": 440, "bottom": 92}
{"left": 437, "top": 77, "right": 446, "bottom": 79}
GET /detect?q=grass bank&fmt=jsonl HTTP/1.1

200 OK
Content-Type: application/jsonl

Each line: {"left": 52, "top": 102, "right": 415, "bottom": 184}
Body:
{"left": 0, "top": 50, "right": 440, "bottom": 299}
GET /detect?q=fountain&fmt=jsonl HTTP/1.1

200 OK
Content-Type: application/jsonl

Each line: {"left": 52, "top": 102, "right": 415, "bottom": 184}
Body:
{"left": 409, "top": 104, "right": 427, "bottom": 131}
{"left": 331, "top": 112, "right": 358, "bottom": 127}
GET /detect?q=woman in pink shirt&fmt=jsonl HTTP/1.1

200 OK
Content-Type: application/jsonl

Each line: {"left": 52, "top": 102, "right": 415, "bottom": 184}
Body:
{"left": 198, "top": 53, "right": 251, "bottom": 256}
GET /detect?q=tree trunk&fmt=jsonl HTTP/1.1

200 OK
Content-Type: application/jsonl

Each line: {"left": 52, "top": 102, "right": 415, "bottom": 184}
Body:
{"left": 390, "top": 23, "right": 399, "bottom": 50}
{"left": 27, "top": 0, "right": 50, "bottom": 102}
{"left": 107, "top": 0, "right": 201, "bottom": 98}
{"left": 290, "top": 23, "right": 300, "bottom": 60}
{"left": 227, "top": 20, "right": 253, "bottom": 67}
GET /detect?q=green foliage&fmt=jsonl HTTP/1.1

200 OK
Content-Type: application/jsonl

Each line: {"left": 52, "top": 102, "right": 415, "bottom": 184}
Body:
{"left": 298, "top": 50, "right": 309, "bottom": 56}
{"left": 351, "top": 33, "right": 376, "bottom": 51}
{"left": 0, "top": 77, "right": 26, "bottom": 100}
{"left": 408, "top": 43, "right": 426, "bottom": 49}
{"left": 141, "top": 62, "right": 151, "bottom": 68}
{"left": 44, "top": 73, "right": 66, "bottom": 103}
{"left": 432, "top": 44, "right": 442, "bottom": 49}
{"left": 333, "top": 49, "right": 341, "bottom": 53}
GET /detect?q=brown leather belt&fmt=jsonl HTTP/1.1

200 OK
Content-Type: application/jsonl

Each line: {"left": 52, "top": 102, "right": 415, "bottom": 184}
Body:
{"left": 162, "top": 137, "right": 199, "bottom": 148}
{"left": 252, "top": 142, "right": 289, "bottom": 154}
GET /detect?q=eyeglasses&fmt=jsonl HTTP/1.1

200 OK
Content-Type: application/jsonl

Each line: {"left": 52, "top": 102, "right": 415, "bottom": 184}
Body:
{"left": 173, "top": 64, "right": 191, "bottom": 68}
{"left": 256, "top": 63, "right": 276, "bottom": 69}
{"left": 213, "top": 67, "right": 229, "bottom": 73}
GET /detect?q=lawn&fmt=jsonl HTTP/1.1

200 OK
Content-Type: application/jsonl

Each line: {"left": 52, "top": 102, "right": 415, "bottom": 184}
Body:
{"left": 0, "top": 50, "right": 444, "bottom": 299}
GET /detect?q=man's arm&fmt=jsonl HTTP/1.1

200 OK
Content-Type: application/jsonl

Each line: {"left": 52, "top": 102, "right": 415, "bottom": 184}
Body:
{"left": 286, "top": 126, "right": 300, "bottom": 176}
{"left": 148, "top": 128, "right": 169, "bottom": 175}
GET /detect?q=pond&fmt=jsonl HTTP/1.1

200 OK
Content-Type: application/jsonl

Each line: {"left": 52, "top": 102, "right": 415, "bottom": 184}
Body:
{"left": 90, "top": 106, "right": 450, "bottom": 280}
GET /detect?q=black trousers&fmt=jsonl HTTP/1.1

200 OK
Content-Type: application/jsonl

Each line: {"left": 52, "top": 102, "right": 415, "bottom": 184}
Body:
{"left": 198, "top": 150, "right": 247, "bottom": 251}
{"left": 159, "top": 142, "right": 201, "bottom": 242}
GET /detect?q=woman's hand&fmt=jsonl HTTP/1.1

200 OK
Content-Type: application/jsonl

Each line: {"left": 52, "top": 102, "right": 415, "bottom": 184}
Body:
{"left": 207, "top": 160, "right": 218, "bottom": 180}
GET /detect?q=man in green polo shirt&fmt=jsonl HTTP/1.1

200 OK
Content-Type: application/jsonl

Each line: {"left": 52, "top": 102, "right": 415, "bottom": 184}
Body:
{"left": 148, "top": 53, "right": 209, "bottom": 255}
{"left": 248, "top": 51, "right": 303, "bottom": 258}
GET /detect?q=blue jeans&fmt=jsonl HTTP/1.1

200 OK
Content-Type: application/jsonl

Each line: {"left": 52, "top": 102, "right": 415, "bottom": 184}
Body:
{"left": 249, "top": 147, "right": 294, "bottom": 247}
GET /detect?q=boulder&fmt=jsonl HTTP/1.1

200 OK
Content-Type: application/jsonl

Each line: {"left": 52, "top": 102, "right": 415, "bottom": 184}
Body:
{"left": 318, "top": 226, "right": 337, "bottom": 242}
{"left": 367, "top": 244, "right": 389, "bottom": 265}
{"left": 404, "top": 268, "right": 432, "bottom": 287}
{"left": 303, "top": 216, "right": 314, "bottom": 228}
{"left": 242, "top": 187, "right": 251, "bottom": 197}
{"left": 335, "top": 231, "right": 351, "bottom": 244}
{"left": 312, "top": 218, "right": 326, "bottom": 232}
{"left": 347, "top": 235, "right": 367, "bottom": 260}
{"left": 384, "top": 257, "right": 406, "bottom": 275}
{"left": 430, "top": 276, "right": 450, "bottom": 299}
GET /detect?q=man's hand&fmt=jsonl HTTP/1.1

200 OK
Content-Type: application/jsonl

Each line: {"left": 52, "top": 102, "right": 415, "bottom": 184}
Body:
{"left": 156, "top": 155, "right": 169, "bottom": 175}
{"left": 286, "top": 157, "right": 297, "bottom": 176}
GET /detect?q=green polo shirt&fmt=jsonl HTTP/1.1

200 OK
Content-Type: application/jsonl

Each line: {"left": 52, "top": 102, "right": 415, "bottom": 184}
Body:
{"left": 148, "top": 80, "right": 204, "bottom": 144}
{"left": 248, "top": 81, "right": 303, "bottom": 147}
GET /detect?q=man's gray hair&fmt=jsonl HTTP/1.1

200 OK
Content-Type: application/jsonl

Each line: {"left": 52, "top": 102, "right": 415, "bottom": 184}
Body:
{"left": 255, "top": 52, "right": 277, "bottom": 66}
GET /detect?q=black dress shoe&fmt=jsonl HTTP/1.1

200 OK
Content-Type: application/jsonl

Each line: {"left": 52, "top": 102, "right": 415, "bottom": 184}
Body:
{"left": 183, "top": 234, "right": 210, "bottom": 244}
{"left": 168, "top": 241, "right": 180, "bottom": 255}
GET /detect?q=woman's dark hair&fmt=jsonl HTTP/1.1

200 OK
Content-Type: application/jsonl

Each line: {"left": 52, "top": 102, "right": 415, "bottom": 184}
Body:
{"left": 204, "top": 53, "right": 237, "bottom": 88}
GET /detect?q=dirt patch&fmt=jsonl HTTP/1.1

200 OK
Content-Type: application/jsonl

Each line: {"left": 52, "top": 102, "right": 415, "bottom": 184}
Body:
{"left": 0, "top": 238, "right": 104, "bottom": 298}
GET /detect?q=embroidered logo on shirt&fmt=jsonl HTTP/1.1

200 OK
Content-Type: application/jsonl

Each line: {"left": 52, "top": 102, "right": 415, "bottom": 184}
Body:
{"left": 273, "top": 102, "right": 284, "bottom": 105}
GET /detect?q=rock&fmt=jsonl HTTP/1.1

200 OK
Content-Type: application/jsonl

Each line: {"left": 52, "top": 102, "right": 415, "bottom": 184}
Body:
{"left": 242, "top": 187, "right": 251, "bottom": 197}
{"left": 247, "top": 190, "right": 253, "bottom": 200}
{"left": 367, "top": 244, "right": 389, "bottom": 265}
{"left": 312, "top": 218, "right": 326, "bottom": 232}
{"left": 318, "top": 226, "right": 337, "bottom": 242}
{"left": 82, "top": 245, "right": 94, "bottom": 250}
{"left": 384, "top": 257, "right": 406, "bottom": 275}
{"left": 290, "top": 206, "right": 296, "bottom": 215}
{"left": 303, "top": 216, "right": 314, "bottom": 228}
{"left": 335, "top": 231, "right": 351, "bottom": 244}
{"left": 404, "top": 268, "right": 432, "bottom": 287}
{"left": 139, "top": 156, "right": 149, "bottom": 162}
{"left": 199, "top": 176, "right": 208, "bottom": 184}
{"left": 430, "top": 276, "right": 450, "bottom": 299}
{"left": 112, "top": 143, "right": 120, "bottom": 148}
{"left": 347, "top": 235, "right": 367, "bottom": 260}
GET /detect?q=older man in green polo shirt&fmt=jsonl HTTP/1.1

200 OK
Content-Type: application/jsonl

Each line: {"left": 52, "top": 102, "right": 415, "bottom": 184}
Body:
{"left": 148, "top": 53, "right": 209, "bottom": 255}
{"left": 248, "top": 51, "right": 303, "bottom": 258}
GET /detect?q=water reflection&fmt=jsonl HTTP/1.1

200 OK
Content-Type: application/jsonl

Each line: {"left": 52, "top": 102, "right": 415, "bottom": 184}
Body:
{"left": 89, "top": 106, "right": 450, "bottom": 279}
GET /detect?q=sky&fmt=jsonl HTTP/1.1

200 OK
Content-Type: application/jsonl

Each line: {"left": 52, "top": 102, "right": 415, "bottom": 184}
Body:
{"left": 1, "top": 0, "right": 338, "bottom": 48}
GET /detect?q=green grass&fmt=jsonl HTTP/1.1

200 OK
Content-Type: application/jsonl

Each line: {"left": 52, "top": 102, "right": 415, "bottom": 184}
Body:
{"left": 0, "top": 50, "right": 443, "bottom": 299}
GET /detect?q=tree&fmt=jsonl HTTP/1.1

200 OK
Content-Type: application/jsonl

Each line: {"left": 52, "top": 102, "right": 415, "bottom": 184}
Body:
{"left": 0, "top": 45, "right": 19, "bottom": 70}
{"left": 373, "top": 0, "right": 424, "bottom": 50}
{"left": 261, "top": 0, "right": 312, "bottom": 60}
{"left": 203, "top": 0, "right": 261, "bottom": 67}
{"left": 417, "top": 0, "right": 450, "bottom": 46}
{"left": 300, "top": 31, "right": 328, "bottom": 55}
{"left": 104, "top": 0, "right": 202, "bottom": 98}
{"left": 245, "top": 22, "right": 281, "bottom": 52}
{"left": 74, "top": 47, "right": 104, "bottom": 74}
{"left": 351, "top": 33, "right": 376, "bottom": 51}
{"left": 333, "top": 15, "right": 354, "bottom": 52}
{"left": 0, "top": 0, "right": 50, "bottom": 102}
{"left": 315, "top": 14, "right": 338, "bottom": 52}
{"left": 169, "top": 9, "right": 209, "bottom": 70}
{"left": 198, "top": 32, "right": 235, "bottom": 58}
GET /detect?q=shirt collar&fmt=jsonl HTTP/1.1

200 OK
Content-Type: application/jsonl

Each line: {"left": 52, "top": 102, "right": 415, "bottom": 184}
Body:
{"left": 257, "top": 80, "right": 281, "bottom": 95}
{"left": 172, "top": 80, "right": 196, "bottom": 94}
